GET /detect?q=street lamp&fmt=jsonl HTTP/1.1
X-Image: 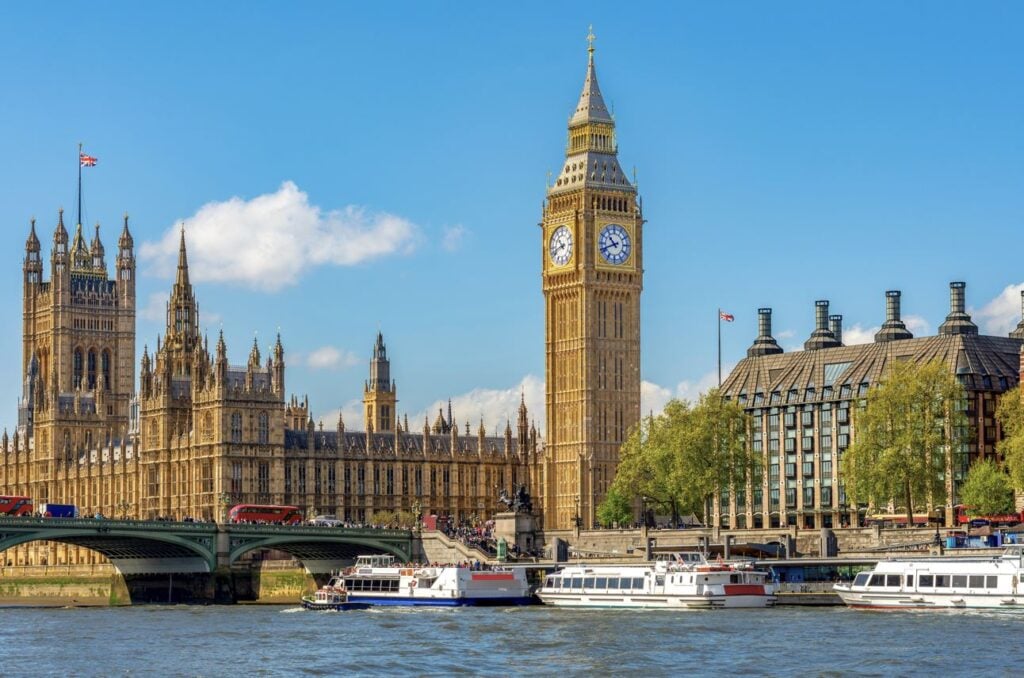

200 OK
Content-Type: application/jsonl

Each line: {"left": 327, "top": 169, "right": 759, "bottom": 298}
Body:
{"left": 411, "top": 499, "right": 422, "bottom": 534}
{"left": 573, "top": 496, "right": 581, "bottom": 530}
{"left": 641, "top": 496, "right": 649, "bottom": 529}
{"left": 218, "top": 492, "right": 234, "bottom": 524}
{"left": 116, "top": 499, "right": 132, "bottom": 521}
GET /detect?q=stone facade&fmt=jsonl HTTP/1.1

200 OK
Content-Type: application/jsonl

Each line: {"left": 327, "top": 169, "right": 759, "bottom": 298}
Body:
{"left": 540, "top": 36, "right": 643, "bottom": 530}
{"left": 2, "top": 227, "right": 541, "bottom": 546}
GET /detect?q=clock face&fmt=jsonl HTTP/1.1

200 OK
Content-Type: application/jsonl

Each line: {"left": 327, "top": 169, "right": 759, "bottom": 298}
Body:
{"left": 599, "top": 224, "right": 631, "bottom": 265}
{"left": 549, "top": 225, "right": 573, "bottom": 266}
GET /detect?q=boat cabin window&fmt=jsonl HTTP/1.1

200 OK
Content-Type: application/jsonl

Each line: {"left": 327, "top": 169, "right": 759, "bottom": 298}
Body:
{"left": 935, "top": 575, "right": 949, "bottom": 588}
{"left": 854, "top": 573, "right": 870, "bottom": 586}
{"left": 952, "top": 575, "right": 967, "bottom": 588}
{"left": 969, "top": 575, "right": 984, "bottom": 589}
{"left": 919, "top": 574, "right": 933, "bottom": 587}
{"left": 730, "top": 574, "right": 740, "bottom": 583}
{"left": 987, "top": 576, "right": 999, "bottom": 589}
{"left": 868, "top": 574, "right": 884, "bottom": 587}
{"left": 607, "top": 578, "right": 619, "bottom": 589}
{"left": 570, "top": 577, "right": 582, "bottom": 589}
{"left": 905, "top": 575, "right": 913, "bottom": 587}
{"left": 595, "top": 577, "right": 607, "bottom": 589}
{"left": 885, "top": 575, "right": 901, "bottom": 587}
{"left": 545, "top": 577, "right": 554, "bottom": 588}
{"left": 583, "top": 577, "right": 595, "bottom": 589}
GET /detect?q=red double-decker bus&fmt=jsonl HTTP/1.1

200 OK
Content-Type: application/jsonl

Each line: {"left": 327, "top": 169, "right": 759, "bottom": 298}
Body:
{"left": 0, "top": 495, "right": 33, "bottom": 516}
{"left": 955, "top": 506, "right": 1024, "bottom": 527}
{"left": 227, "top": 504, "right": 302, "bottom": 525}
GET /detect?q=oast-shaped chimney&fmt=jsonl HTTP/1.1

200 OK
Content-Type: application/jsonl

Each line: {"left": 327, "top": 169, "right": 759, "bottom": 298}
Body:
{"left": 874, "top": 290, "right": 913, "bottom": 342}
{"left": 938, "top": 281, "right": 978, "bottom": 336}
{"left": 747, "top": 307, "right": 784, "bottom": 357}
{"left": 804, "top": 300, "right": 841, "bottom": 351}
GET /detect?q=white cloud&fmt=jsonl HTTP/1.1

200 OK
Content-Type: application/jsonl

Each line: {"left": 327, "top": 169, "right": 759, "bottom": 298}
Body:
{"left": 775, "top": 329, "right": 796, "bottom": 340}
{"left": 642, "top": 366, "right": 735, "bottom": 418}
{"left": 841, "top": 314, "right": 931, "bottom": 345}
{"left": 315, "top": 399, "right": 365, "bottom": 431}
{"left": 441, "top": 225, "right": 467, "bottom": 252}
{"left": 139, "top": 292, "right": 166, "bottom": 323}
{"left": 842, "top": 324, "right": 878, "bottom": 345}
{"left": 976, "top": 283, "right": 1024, "bottom": 336}
{"left": 140, "top": 181, "right": 419, "bottom": 291}
{"left": 411, "top": 374, "right": 545, "bottom": 436}
{"left": 640, "top": 381, "right": 672, "bottom": 417}
{"left": 305, "top": 345, "right": 361, "bottom": 371}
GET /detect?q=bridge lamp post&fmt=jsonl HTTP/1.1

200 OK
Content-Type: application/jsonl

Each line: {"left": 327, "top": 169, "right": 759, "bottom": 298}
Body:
{"left": 116, "top": 499, "right": 131, "bottom": 521}
{"left": 218, "top": 493, "right": 234, "bottom": 524}
{"left": 412, "top": 500, "right": 422, "bottom": 534}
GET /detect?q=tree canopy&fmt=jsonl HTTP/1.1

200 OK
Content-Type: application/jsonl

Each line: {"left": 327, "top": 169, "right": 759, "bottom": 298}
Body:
{"left": 959, "top": 458, "right": 1014, "bottom": 517}
{"left": 841, "top": 359, "right": 966, "bottom": 525}
{"left": 608, "top": 389, "right": 755, "bottom": 524}
{"left": 596, "top": 487, "right": 633, "bottom": 528}
{"left": 995, "top": 385, "right": 1024, "bottom": 491}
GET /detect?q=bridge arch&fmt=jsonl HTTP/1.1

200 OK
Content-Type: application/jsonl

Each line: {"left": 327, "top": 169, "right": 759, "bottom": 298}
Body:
{"left": 0, "top": 520, "right": 218, "bottom": 572}
{"left": 227, "top": 528, "right": 413, "bottom": 567}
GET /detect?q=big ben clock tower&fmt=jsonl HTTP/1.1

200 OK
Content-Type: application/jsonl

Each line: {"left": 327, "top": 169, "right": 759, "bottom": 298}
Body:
{"left": 541, "top": 31, "right": 643, "bottom": 530}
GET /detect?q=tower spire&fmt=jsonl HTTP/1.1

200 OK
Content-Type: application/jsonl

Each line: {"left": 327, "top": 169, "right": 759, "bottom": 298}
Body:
{"left": 176, "top": 225, "right": 190, "bottom": 289}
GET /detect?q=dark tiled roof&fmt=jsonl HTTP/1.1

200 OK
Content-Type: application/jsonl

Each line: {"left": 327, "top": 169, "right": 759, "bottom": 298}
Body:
{"left": 722, "top": 334, "right": 1022, "bottom": 403}
{"left": 284, "top": 429, "right": 513, "bottom": 458}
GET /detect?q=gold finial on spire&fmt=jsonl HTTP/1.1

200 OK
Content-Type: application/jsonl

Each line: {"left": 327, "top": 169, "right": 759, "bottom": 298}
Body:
{"left": 587, "top": 25, "right": 596, "bottom": 62}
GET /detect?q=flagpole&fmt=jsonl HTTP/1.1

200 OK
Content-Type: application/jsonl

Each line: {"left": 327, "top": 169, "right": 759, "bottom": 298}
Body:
{"left": 77, "top": 142, "right": 82, "bottom": 227}
{"left": 717, "top": 308, "right": 722, "bottom": 388}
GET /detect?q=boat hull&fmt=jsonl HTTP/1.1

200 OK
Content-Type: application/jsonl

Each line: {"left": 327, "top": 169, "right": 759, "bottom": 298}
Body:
{"left": 301, "top": 598, "right": 372, "bottom": 611}
{"left": 537, "top": 593, "right": 776, "bottom": 609}
{"left": 834, "top": 587, "right": 1024, "bottom": 611}
{"left": 346, "top": 595, "right": 536, "bottom": 607}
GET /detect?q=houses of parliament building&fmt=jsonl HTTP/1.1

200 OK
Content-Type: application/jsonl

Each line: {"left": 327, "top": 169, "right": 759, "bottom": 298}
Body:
{"left": 0, "top": 36, "right": 643, "bottom": 563}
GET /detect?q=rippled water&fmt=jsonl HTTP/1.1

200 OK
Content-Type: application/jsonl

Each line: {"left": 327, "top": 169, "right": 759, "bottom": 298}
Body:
{"left": 1, "top": 604, "right": 1021, "bottom": 676}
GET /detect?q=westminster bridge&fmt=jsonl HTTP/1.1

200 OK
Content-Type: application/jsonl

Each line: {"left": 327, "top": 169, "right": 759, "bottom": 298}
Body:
{"left": 0, "top": 516, "right": 413, "bottom": 575}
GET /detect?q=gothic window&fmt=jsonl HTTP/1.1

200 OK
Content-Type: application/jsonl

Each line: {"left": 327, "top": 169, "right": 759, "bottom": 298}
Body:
{"left": 284, "top": 464, "right": 292, "bottom": 494}
{"left": 315, "top": 465, "right": 322, "bottom": 494}
{"left": 202, "top": 461, "right": 213, "bottom": 493}
{"left": 73, "top": 348, "right": 84, "bottom": 388}
{"left": 231, "top": 461, "right": 243, "bottom": 495}
{"left": 148, "top": 421, "right": 158, "bottom": 447}
{"left": 381, "top": 405, "right": 391, "bottom": 432}
{"left": 386, "top": 467, "right": 394, "bottom": 495}
{"left": 328, "top": 465, "right": 336, "bottom": 494}
{"left": 231, "top": 412, "right": 242, "bottom": 443}
{"left": 148, "top": 467, "right": 160, "bottom": 499}
{"left": 258, "top": 412, "right": 269, "bottom": 444}
{"left": 100, "top": 350, "right": 111, "bottom": 391}
{"left": 415, "top": 468, "right": 423, "bottom": 496}
{"left": 258, "top": 462, "right": 270, "bottom": 495}
{"left": 87, "top": 349, "right": 97, "bottom": 390}
{"left": 85, "top": 430, "right": 92, "bottom": 450}
{"left": 203, "top": 412, "right": 214, "bottom": 441}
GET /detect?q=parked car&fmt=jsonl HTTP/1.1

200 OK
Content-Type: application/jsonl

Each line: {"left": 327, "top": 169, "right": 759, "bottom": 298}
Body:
{"left": 311, "top": 515, "right": 342, "bottom": 527}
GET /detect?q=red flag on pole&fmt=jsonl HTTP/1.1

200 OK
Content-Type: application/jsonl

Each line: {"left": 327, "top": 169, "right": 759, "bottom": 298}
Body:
{"left": 720, "top": 311, "right": 734, "bottom": 322}
{"left": 80, "top": 153, "right": 97, "bottom": 167}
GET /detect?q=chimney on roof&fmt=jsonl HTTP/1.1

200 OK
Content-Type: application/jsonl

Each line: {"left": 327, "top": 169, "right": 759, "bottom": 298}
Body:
{"left": 874, "top": 290, "right": 914, "bottom": 342}
{"left": 1010, "top": 290, "right": 1024, "bottom": 340}
{"left": 938, "top": 281, "right": 978, "bottom": 336}
{"left": 747, "top": 307, "right": 784, "bottom": 357}
{"left": 804, "top": 300, "right": 841, "bottom": 350}
{"left": 829, "top": 314, "right": 843, "bottom": 346}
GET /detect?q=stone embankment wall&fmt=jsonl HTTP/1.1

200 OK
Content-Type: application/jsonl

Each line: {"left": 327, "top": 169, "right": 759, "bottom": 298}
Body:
{"left": 543, "top": 525, "right": 943, "bottom": 559}
{"left": 418, "top": 531, "right": 492, "bottom": 564}
{"left": 0, "top": 563, "right": 129, "bottom": 606}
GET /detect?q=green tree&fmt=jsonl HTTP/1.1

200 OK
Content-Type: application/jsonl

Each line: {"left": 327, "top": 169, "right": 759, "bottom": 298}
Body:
{"left": 841, "top": 359, "right": 966, "bottom": 526}
{"left": 609, "top": 389, "right": 755, "bottom": 525}
{"left": 959, "top": 458, "right": 1014, "bottom": 516}
{"left": 995, "top": 385, "right": 1024, "bottom": 491}
{"left": 596, "top": 487, "right": 633, "bottom": 528}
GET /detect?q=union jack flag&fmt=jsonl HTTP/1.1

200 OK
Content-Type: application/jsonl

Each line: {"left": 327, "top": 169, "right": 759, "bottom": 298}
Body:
{"left": 80, "top": 153, "right": 97, "bottom": 167}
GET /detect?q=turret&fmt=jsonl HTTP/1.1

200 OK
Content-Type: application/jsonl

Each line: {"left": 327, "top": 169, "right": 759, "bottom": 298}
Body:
{"left": 90, "top": 223, "right": 106, "bottom": 272}
{"left": 272, "top": 333, "right": 285, "bottom": 394}
{"left": 215, "top": 330, "right": 227, "bottom": 383}
{"left": 117, "top": 214, "right": 136, "bottom": 298}
{"left": 24, "top": 218, "right": 42, "bottom": 287}
{"left": 51, "top": 208, "right": 69, "bottom": 279}
{"left": 140, "top": 346, "right": 152, "bottom": 398}
{"left": 70, "top": 223, "right": 91, "bottom": 272}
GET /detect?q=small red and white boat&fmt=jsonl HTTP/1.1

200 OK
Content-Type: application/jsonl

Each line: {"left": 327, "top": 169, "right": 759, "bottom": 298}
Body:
{"left": 537, "top": 553, "right": 777, "bottom": 609}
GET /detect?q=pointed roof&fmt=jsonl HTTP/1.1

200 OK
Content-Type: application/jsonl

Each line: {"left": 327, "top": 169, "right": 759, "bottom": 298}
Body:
{"left": 175, "top": 227, "right": 190, "bottom": 288}
{"left": 570, "top": 28, "right": 613, "bottom": 126}
{"left": 54, "top": 208, "right": 68, "bottom": 245}
{"left": 91, "top": 223, "right": 105, "bottom": 257}
{"left": 26, "top": 218, "right": 40, "bottom": 252}
{"left": 70, "top": 223, "right": 91, "bottom": 270}
{"left": 119, "top": 213, "right": 134, "bottom": 249}
{"left": 373, "top": 331, "right": 387, "bottom": 360}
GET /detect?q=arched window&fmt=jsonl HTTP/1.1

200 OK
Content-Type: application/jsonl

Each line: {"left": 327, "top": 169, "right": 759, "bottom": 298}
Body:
{"left": 258, "top": 412, "right": 269, "bottom": 444}
{"left": 203, "top": 412, "right": 214, "bottom": 441}
{"left": 231, "top": 412, "right": 243, "bottom": 443}
{"left": 87, "top": 349, "right": 97, "bottom": 390}
{"left": 73, "top": 349, "right": 84, "bottom": 388}
{"left": 101, "top": 350, "right": 111, "bottom": 391}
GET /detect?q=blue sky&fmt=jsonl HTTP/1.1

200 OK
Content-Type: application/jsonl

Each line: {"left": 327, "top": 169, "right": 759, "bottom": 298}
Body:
{"left": 1, "top": 2, "right": 1022, "bottom": 434}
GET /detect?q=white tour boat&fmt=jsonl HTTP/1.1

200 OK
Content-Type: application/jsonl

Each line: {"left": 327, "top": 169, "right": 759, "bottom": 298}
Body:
{"left": 834, "top": 544, "right": 1024, "bottom": 610}
{"left": 301, "top": 576, "right": 372, "bottom": 611}
{"left": 341, "top": 554, "right": 534, "bottom": 607}
{"left": 537, "top": 553, "right": 778, "bottom": 609}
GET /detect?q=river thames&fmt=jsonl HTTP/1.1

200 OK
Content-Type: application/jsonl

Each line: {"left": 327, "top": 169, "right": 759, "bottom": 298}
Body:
{"left": 2, "top": 605, "right": 1022, "bottom": 676}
